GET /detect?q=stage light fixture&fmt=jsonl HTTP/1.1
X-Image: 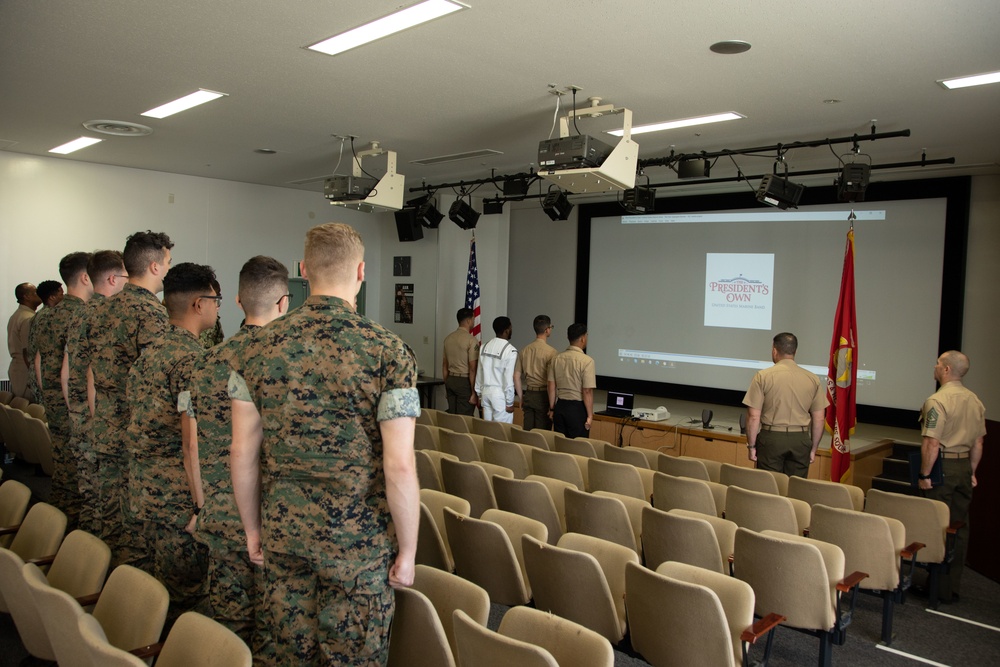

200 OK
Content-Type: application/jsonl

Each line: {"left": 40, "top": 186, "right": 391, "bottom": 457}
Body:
{"left": 502, "top": 177, "right": 530, "bottom": 199}
{"left": 416, "top": 199, "right": 444, "bottom": 228}
{"left": 836, "top": 162, "right": 871, "bottom": 202}
{"left": 542, "top": 189, "right": 573, "bottom": 221}
{"left": 483, "top": 198, "right": 505, "bottom": 215}
{"left": 756, "top": 173, "right": 804, "bottom": 210}
{"left": 678, "top": 158, "right": 711, "bottom": 179}
{"left": 449, "top": 198, "right": 480, "bottom": 229}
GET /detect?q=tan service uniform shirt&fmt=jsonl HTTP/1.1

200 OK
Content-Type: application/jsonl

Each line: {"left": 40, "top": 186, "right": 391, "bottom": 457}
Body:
{"left": 548, "top": 345, "right": 596, "bottom": 400}
{"left": 920, "top": 381, "right": 986, "bottom": 455}
{"left": 6, "top": 304, "right": 35, "bottom": 362}
{"left": 443, "top": 327, "right": 479, "bottom": 376}
{"left": 743, "top": 358, "right": 827, "bottom": 426}
{"left": 517, "top": 338, "right": 557, "bottom": 390}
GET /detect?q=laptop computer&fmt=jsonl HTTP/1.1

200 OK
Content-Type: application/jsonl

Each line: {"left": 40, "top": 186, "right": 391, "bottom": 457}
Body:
{"left": 598, "top": 391, "right": 634, "bottom": 418}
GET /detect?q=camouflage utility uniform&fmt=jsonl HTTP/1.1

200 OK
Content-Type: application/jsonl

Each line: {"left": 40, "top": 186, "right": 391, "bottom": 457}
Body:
{"left": 230, "top": 294, "right": 420, "bottom": 666}
{"left": 29, "top": 294, "right": 86, "bottom": 524}
{"left": 65, "top": 293, "right": 103, "bottom": 533}
{"left": 183, "top": 324, "right": 271, "bottom": 660}
{"left": 127, "top": 324, "right": 208, "bottom": 623}
{"left": 82, "top": 282, "right": 168, "bottom": 566}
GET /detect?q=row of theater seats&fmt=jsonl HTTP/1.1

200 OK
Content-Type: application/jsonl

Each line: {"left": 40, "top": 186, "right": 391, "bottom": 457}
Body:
{"left": 409, "top": 419, "right": 962, "bottom": 666}
{"left": 0, "top": 391, "right": 53, "bottom": 475}
{"left": 0, "top": 479, "right": 251, "bottom": 666}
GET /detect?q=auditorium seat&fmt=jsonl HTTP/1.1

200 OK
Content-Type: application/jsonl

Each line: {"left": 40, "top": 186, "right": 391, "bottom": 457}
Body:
{"left": 720, "top": 463, "right": 782, "bottom": 495}
{"left": 440, "top": 431, "right": 483, "bottom": 462}
{"left": 588, "top": 458, "right": 645, "bottom": 500}
{"left": 436, "top": 412, "right": 473, "bottom": 434}
{"left": 531, "top": 450, "right": 585, "bottom": 491}
{"left": 440, "top": 459, "right": 498, "bottom": 518}
{"left": 411, "top": 565, "right": 490, "bottom": 660}
{"left": 564, "top": 488, "right": 637, "bottom": 553}
{"left": 444, "top": 507, "right": 533, "bottom": 606}
{"left": 601, "top": 444, "right": 651, "bottom": 468}
{"left": 641, "top": 505, "right": 735, "bottom": 574}
{"left": 553, "top": 434, "right": 599, "bottom": 459}
{"left": 483, "top": 438, "right": 533, "bottom": 479}
{"left": 725, "top": 486, "right": 810, "bottom": 536}
{"left": 787, "top": 476, "right": 864, "bottom": 511}
{"left": 415, "top": 450, "right": 459, "bottom": 492}
{"left": 652, "top": 472, "right": 726, "bottom": 517}
{"left": 493, "top": 476, "right": 563, "bottom": 545}
{"left": 510, "top": 428, "right": 551, "bottom": 450}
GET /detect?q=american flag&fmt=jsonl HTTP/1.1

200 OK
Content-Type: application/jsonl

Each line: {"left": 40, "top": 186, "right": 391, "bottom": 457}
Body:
{"left": 465, "top": 237, "right": 481, "bottom": 341}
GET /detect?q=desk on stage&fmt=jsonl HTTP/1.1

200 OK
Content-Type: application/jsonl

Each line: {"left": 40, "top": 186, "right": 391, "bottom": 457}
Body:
{"left": 416, "top": 376, "right": 445, "bottom": 409}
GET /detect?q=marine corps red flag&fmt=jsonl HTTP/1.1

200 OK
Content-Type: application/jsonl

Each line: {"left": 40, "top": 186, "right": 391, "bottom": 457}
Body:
{"left": 826, "top": 228, "right": 858, "bottom": 484}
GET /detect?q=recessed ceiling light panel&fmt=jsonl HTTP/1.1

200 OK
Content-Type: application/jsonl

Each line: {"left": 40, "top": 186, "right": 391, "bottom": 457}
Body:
{"left": 411, "top": 148, "right": 502, "bottom": 166}
{"left": 308, "top": 0, "right": 469, "bottom": 56}
{"left": 938, "top": 70, "right": 1000, "bottom": 90}
{"left": 141, "top": 89, "right": 228, "bottom": 119}
{"left": 608, "top": 112, "right": 744, "bottom": 137}
{"left": 49, "top": 137, "right": 102, "bottom": 154}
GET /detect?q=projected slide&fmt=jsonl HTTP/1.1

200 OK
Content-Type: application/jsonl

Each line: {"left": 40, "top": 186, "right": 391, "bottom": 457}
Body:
{"left": 586, "top": 202, "right": 947, "bottom": 411}
{"left": 704, "top": 253, "right": 774, "bottom": 330}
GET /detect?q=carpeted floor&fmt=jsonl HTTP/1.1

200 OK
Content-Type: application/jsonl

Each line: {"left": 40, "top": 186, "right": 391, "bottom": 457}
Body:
{"left": 3, "top": 458, "right": 999, "bottom": 666}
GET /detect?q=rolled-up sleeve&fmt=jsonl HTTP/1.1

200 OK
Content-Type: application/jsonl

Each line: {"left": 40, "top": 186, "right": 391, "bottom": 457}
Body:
{"left": 378, "top": 387, "right": 421, "bottom": 421}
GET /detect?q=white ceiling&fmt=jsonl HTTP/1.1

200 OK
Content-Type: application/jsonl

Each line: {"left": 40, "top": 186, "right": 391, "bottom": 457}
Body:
{"left": 2, "top": 0, "right": 999, "bottom": 201}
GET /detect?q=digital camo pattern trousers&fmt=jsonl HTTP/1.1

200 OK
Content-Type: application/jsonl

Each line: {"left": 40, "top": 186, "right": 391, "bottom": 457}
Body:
{"left": 263, "top": 550, "right": 394, "bottom": 666}
{"left": 207, "top": 546, "right": 275, "bottom": 665}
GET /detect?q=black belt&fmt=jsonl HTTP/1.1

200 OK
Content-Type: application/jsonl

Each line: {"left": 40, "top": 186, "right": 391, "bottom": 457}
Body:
{"left": 760, "top": 424, "right": 808, "bottom": 432}
{"left": 940, "top": 451, "right": 970, "bottom": 460}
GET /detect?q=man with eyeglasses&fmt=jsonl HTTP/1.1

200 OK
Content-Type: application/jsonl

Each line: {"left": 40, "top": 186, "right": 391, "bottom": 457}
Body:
{"left": 65, "top": 250, "right": 128, "bottom": 534}
{"left": 82, "top": 230, "right": 173, "bottom": 568}
{"left": 126, "top": 262, "right": 220, "bottom": 626}
{"left": 515, "top": 314, "right": 557, "bottom": 431}
{"left": 180, "top": 255, "right": 289, "bottom": 660}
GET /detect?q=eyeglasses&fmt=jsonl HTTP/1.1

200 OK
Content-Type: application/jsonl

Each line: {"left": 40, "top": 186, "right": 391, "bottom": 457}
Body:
{"left": 277, "top": 293, "right": 293, "bottom": 305}
{"left": 199, "top": 295, "right": 223, "bottom": 305}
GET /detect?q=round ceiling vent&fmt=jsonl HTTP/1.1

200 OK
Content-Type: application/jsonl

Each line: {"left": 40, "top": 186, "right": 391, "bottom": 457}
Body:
{"left": 82, "top": 120, "right": 154, "bottom": 137}
{"left": 710, "top": 40, "right": 752, "bottom": 55}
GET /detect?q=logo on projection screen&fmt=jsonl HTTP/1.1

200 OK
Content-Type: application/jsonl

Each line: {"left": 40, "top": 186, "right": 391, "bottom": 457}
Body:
{"left": 704, "top": 253, "right": 774, "bottom": 330}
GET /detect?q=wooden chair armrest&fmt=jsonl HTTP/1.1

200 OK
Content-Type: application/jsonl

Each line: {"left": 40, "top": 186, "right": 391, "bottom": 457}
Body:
{"left": 129, "top": 642, "right": 164, "bottom": 659}
{"left": 0, "top": 524, "right": 22, "bottom": 536}
{"left": 947, "top": 520, "right": 965, "bottom": 535}
{"left": 802, "top": 527, "right": 810, "bottom": 537}
{"left": 836, "top": 570, "right": 868, "bottom": 593}
{"left": 740, "top": 613, "right": 786, "bottom": 644}
{"left": 24, "top": 554, "right": 56, "bottom": 566}
{"left": 75, "top": 592, "right": 101, "bottom": 607}
{"left": 900, "top": 542, "right": 926, "bottom": 559}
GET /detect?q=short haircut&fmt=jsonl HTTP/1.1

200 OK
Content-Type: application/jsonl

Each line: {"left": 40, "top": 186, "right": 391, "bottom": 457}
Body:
{"left": 37, "top": 280, "right": 63, "bottom": 303}
{"left": 59, "top": 252, "right": 92, "bottom": 285}
{"left": 492, "top": 316, "right": 511, "bottom": 336}
{"left": 303, "top": 222, "right": 364, "bottom": 285}
{"left": 14, "top": 283, "right": 33, "bottom": 303}
{"left": 456, "top": 307, "right": 474, "bottom": 324}
{"left": 533, "top": 315, "right": 552, "bottom": 335}
{"left": 567, "top": 323, "right": 587, "bottom": 344}
{"left": 239, "top": 255, "right": 289, "bottom": 317}
{"left": 123, "top": 230, "right": 173, "bottom": 278}
{"left": 941, "top": 350, "right": 970, "bottom": 378}
{"left": 162, "top": 262, "right": 216, "bottom": 317}
{"left": 88, "top": 250, "right": 125, "bottom": 283}
{"left": 773, "top": 332, "right": 798, "bottom": 356}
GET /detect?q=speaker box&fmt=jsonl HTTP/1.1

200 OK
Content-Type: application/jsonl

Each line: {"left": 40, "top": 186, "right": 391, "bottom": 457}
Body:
{"left": 739, "top": 412, "right": 747, "bottom": 435}
{"left": 701, "top": 409, "right": 714, "bottom": 429}
{"left": 394, "top": 209, "right": 423, "bottom": 242}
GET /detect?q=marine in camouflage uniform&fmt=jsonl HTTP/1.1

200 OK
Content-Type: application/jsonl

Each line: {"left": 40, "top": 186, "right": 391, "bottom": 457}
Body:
{"left": 128, "top": 322, "right": 209, "bottom": 623}
{"left": 31, "top": 292, "right": 87, "bottom": 525}
{"left": 84, "top": 281, "right": 169, "bottom": 566}
{"left": 65, "top": 293, "right": 104, "bottom": 534}
{"left": 183, "top": 323, "right": 270, "bottom": 656}
{"left": 230, "top": 223, "right": 420, "bottom": 665}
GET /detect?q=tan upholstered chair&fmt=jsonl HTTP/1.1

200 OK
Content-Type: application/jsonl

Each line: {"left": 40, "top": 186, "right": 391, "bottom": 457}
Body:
{"left": 92, "top": 565, "right": 170, "bottom": 657}
{"left": 564, "top": 488, "right": 636, "bottom": 553}
{"left": 525, "top": 475, "right": 574, "bottom": 533}
{"left": 788, "top": 476, "right": 864, "bottom": 511}
{"left": 652, "top": 472, "right": 726, "bottom": 517}
{"left": 0, "top": 390, "right": 13, "bottom": 404}
{"left": 77, "top": 614, "right": 147, "bottom": 667}
{"left": 522, "top": 532, "right": 638, "bottom": 643}
{"left": 441, "top": 458, "right": 498, "bottom": 517}
{"left": 511, "top": 428, "right": 551, "bottom": 450}
{"left": 24, "top": 416, "right": 54, "bottom": 476}
{"left": 415, "top": 423, "right": 441, "bottom": 451}
{"left": 411, "top": 564, "right": 490, "bottom": 659}
{"left": 0, "top": 548, "right": 56, "bottom": 660}
{"left": 725, "top": 485, "right": 810, "bottom": 535}
{"left": 588, "top": 458, "right": 646, "bottom": 500}
{"left": 453, "top": 608, "right": 556, "bottom": 667}
{"left": 531, "top": 449, "right": 586, "bottom": 490}
{"left": 658, "top": 454, "right": 712, "bottom": 481}
{"left": 440, "top": 431, "right": 483, "bottom": 462}
{"left": 436, "top": 411, "right": 473, "bottom": 433}
{"left": 0, "top": 480, "right": 32, "bottom": 548}
{"left": 810, "top": 503, "right": 920, "bottom": 644}
{"left": 592, "top": 491, "right": 647, "bottom": 557}
{"left": 388, "top": 586, "right": 456, "bottom": 667}
{"left": 472, "top": 417, "right": 511, "bottom": 441}
{"left": 9, "top": 397, "right": 30, "bottom": 411}
{"left": 481, "top": 509, "right": 547, "bottom": 599}
{"left": 416, "top": 410, "right": 435, "bottom": 426}
{"left": 418, "top": 490, "right": 471, "bottom": 571}
{"left": 444, "top": 507, "right": 532, "bottom": 606}
{"left": 734, "top": 528, "right": 866, "bottom": 667}
{"left": 24, "top": 563, "right": 93, "bottom": 667}
{"left": 601, "top": 444, "right": 650, "bottom": 468}
{"left": 720, "top": 463, "right": 782, "bottom": 495}
{"left": 641, "top": 505, "right": 735, "bottom": 574}
{"left": 626, "top": 561, "right": 783, "bottom": 667}
{"left": 864, "top": 488, "right": 957, "bottom": 608}
{"left": 415, "top": 449, "right": 459, "bottom": 492}
{"left": 553, "top": 434, "right": 599, "bottom": 458}
{"left": 483, "top": 438, "right": 533, "bottom": 479}
{"left": 421, "top": 408, "right": 445, "bottom": 426}
{"left": 493, "top": 476, "right": 562, "bottom": 544}
{"left": 498, "top": 606, "right": 614, "bottom": 667}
